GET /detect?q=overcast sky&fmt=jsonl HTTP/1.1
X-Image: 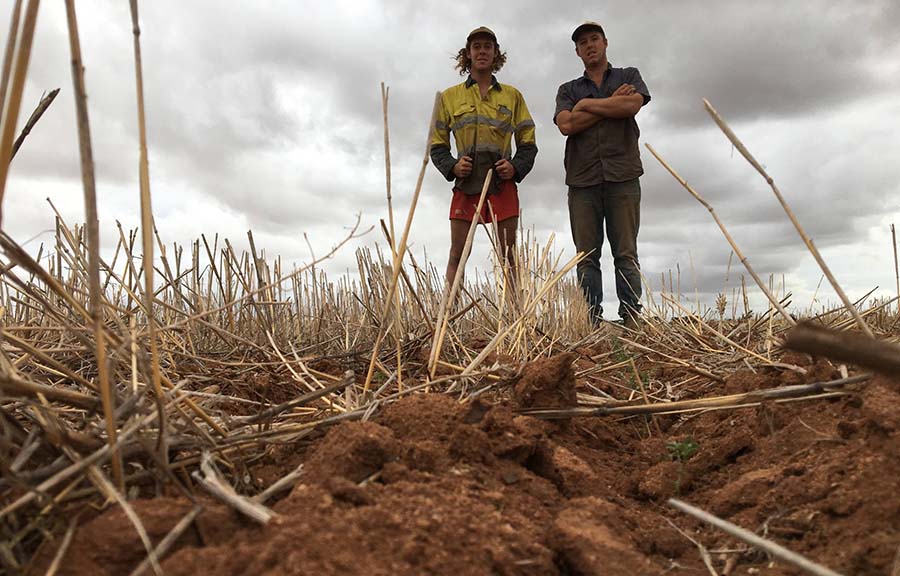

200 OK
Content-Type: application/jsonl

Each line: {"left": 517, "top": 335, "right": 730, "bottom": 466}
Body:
{"left": 5, "top": 0, "right": 900, "bottom": 315}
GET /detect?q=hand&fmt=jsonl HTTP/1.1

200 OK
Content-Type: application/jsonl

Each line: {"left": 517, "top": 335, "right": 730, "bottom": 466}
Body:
{"left": 453, "top": 156, "right": 473, "bottom": 178}
{"left": 612, "top": 83, "right": 636, "bottom": 97}
{"left": 494, "top": 159, "right": 515, "bottom": 180}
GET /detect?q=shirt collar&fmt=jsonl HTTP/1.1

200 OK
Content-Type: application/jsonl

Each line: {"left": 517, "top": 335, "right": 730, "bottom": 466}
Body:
{"left": 581, "top": 62, "right": 612, "bottom": 84}
{"left": 465, "top": 74, "right": 502, "bottom": 90}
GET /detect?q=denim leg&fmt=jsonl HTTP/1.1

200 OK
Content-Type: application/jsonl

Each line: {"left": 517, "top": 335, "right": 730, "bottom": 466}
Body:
{"left": 603, "top": 178, "right": 642, "bottom": 319}
{"left": 568, "top": 185, "right": 604, "bottom": 321}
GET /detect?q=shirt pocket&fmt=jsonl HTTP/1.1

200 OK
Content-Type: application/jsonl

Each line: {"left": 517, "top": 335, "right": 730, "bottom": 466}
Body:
{"left": 450, "top": 103, "right": 476, "bottom": 127}
{"left": 488, "top": 103, "right": 514, "bottom": 150}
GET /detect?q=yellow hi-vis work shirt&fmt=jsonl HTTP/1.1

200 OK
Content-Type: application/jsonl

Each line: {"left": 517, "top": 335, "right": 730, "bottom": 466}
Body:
{"left": 430, "top": 76, "right": 537, "bottom": 187}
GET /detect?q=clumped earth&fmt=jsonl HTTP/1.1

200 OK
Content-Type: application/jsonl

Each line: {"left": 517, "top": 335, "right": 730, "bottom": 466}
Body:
{"left": 29, "top": 353, "right": 900, "bottom": 575}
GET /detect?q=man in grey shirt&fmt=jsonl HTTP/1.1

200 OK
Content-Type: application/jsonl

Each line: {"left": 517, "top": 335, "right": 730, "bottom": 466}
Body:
{"left": 554, "top": 21, "right": 650, "bottom": 329}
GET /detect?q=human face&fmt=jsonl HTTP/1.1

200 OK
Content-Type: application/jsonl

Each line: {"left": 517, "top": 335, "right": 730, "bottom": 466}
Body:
{"left": 575, "top": 31, "right": 608, "bottom": 67}
{"left": 467, "top": 36, "right": 496, "bottom": 73}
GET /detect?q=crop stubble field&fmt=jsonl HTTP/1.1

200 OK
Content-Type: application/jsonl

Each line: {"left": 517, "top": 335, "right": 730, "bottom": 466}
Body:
{"left": 1, "top": 2, "right": 899, "bottom": 575}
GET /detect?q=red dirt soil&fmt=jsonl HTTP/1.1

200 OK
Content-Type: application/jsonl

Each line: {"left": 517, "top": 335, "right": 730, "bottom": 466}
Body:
{"left": 28, "top": 354, "right": 900, "bottom": 575}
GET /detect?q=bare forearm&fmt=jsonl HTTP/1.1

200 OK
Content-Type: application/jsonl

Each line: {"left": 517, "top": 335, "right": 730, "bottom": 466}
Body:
{"left": 556, "top": 110, "right": 602, "bottom": 136}
{"left": 575, "top": 94, "right": 643, "bottom": 119}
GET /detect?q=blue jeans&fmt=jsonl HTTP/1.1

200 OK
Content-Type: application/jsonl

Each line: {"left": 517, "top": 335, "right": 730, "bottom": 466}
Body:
{"left": 567, "top": 179, "right": 642, "bottom": 322}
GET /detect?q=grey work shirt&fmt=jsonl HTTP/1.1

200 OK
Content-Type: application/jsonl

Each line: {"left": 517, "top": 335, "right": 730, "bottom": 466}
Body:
{"left": 554, "top": 64, "right": 651, "bottom": 187}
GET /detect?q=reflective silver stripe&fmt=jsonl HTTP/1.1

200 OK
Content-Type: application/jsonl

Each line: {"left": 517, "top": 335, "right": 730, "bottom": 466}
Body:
{"left": 481, "top": 116, "right": 514, "bottom": 131}
{"left": 435, "top": 121, "right": 449, "bottom": 130}
{"left": 449, "top": 116, "right": 476, "bottom": 131}
{"left": 461, "top": 143, "right": 508, "bottom": 156}
{"left": 450, "top": 115, "right": 514, "bottom": 134}
{"left": 514, "top": 119, "right": 535, "bottom": 131}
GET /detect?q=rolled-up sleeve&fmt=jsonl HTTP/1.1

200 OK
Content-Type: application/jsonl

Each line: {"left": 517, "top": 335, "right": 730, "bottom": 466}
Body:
{"left": 553, "top": 82, "right": 576, "bottom": 125}
{"left": 625, "top": 68, "right": 651, "bottom": 106}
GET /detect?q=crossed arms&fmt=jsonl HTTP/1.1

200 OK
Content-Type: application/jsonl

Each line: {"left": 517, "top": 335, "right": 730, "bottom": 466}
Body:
{"left": 555, "top": 84, "right": 644, "bottom": 136}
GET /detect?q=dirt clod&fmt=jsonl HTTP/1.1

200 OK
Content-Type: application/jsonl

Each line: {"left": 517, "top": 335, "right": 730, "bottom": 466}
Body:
{"left": 513, "top": 352, "right": 577, "bottom": 410}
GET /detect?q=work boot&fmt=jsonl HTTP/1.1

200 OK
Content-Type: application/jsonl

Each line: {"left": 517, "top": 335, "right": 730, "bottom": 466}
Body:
{"left": 622, "top": 311, "right": 642, "bottom": 332}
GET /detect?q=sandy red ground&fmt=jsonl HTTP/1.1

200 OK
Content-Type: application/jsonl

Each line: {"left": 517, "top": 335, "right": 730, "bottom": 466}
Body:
{"left": 29, "top": 352, "right": 900, "bottom": 575}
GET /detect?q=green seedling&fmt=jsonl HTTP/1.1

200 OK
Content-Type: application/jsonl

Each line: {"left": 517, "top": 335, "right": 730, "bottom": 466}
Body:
{"left": 666, "top": 438, "right": 700, "bottom": 462}
{"left": 666, "top": 438, "right": 700, "bottom": 495}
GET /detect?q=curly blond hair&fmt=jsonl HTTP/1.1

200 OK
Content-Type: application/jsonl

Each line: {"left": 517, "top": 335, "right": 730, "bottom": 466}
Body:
{"left": 454, "top": 43, "right": 507, "bottom": 75}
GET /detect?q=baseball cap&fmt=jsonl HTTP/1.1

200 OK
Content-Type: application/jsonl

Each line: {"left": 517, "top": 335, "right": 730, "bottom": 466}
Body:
{"left": 467, "top": 26, "right": 498, "bottom": 43}
{"left": 571, "top": 21, "right": 605, "bottom": 42}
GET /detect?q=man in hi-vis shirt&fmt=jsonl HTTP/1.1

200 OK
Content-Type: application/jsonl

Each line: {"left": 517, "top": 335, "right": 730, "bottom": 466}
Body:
{"left": 431, "top": 26, "right": 538, "bottom": 283}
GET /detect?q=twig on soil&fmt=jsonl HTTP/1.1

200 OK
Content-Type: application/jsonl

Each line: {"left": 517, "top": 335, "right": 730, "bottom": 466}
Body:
{"left": 129, "top": 505, "right": 203, "bottom": 576}
{"left": 520, "top": 374, "right": 870, "bottom": 419}
{"left": 784, "top": 322, "right": 900, "bottom": 375}
{"left": 617, "top": 336, "right": 725, "bottom": 383}
{"left": 237, "top": 370, "right": 354, "bottom": 425}
{"left": 630, "top": 357, "right": 663, "bottom": 436}
{"left": 0, "top": 371, "right": 99, "bottom": 409}
{"left": 668, "top": 498, "right": 845, "bottom": 576}
{"left": 89, "top": 465, "right": 164, "bottom": 576}
{"left": 192, "top": 453, "right": 275, "bottom": 524}
{"left": 664, "top": 518, "right": 719, "bottom": 576}
{"left": 722, "top": 555, "right": 739, "bottom": 576}
{"left": 796, "top": 418, "right": 845, "bottom": 444}
{"left": 0, "top": 379, "right": 191, "bottom": 519}
{"left": 44, "top": 517, "right": 77, "bottom": 576}
{"left": 253, "top": 464, "right": 305, "bottom": 505}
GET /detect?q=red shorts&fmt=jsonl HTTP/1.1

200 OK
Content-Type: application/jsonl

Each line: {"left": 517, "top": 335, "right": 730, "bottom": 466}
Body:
{"left": 449, "top": 180, "right": 520, "bottom": 222}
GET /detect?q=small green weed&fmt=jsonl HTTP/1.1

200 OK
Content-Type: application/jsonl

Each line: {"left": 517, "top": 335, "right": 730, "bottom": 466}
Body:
{"left": 666, "top": 438, "right": 700, "bottom": 463}
{"left": 666, "top": 438, "right": 700, "bottom": 495}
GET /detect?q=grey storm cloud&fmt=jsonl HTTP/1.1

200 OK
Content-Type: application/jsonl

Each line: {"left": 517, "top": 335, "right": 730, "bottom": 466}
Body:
{"left": 4, "top": 0, "right": 899, "bottom": 308}
{"left": 599, "top": 0, "right": 900, "bottom": 126}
